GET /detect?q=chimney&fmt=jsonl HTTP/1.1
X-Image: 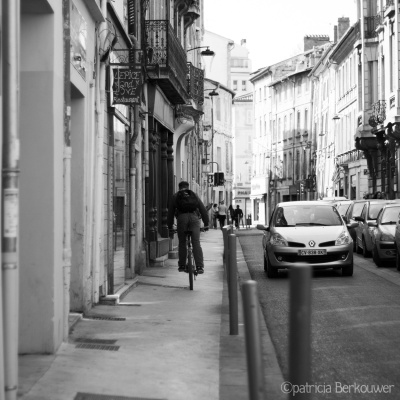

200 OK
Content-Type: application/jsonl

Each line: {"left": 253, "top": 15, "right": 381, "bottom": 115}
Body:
{"left": 303, "top": 35, "right": 330, "bottom": 51}
{"left": 338, "top": 17, "right": 350, "bottom": 41}
{"left": 334, "top": 25, "right": 338, "bottom": 43}
{"left": 241, "top": 39, "right": 247, "bottom": 46}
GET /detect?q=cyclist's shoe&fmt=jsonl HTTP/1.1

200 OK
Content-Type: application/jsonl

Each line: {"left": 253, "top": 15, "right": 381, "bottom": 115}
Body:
{"left": 178, "top": 265, "right": 185, "bottom": 272}
{"left": 196, "top": 266, "right": 204, "bottom": 274}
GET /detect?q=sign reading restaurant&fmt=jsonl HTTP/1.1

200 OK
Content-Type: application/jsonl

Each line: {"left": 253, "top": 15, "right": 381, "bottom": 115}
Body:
{"left": 111, "top": 65, "right": 142, "bottom": 105}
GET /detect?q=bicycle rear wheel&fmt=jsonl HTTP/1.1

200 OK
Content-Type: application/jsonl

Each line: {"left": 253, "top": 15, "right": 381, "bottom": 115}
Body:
{"left": 188, "top": 250, "right": 194, "bottom": 290}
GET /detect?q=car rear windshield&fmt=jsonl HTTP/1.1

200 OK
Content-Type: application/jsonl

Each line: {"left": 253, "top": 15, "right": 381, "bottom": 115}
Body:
{"left": 274, "top": 205, "right": 343, "bottom": 227}
{"left": 381, "top": 206, "right": 400, "bottom": 224}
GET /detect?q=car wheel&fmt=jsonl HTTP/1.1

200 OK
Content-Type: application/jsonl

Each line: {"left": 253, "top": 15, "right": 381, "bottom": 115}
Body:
{"left": 342, "top": 261, "right": 353, "bottom": 277}
{"left": 372, "top": 244, "right": 383, "bottom": 268}
{"left": 265, "top": 252, "right": 278, "bottom": 279}
{"left": 362, "top": 237, "right": 371, "bottom": 258}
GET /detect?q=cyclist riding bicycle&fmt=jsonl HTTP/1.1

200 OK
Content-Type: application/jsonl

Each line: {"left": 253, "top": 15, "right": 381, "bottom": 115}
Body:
{"left": 167, "top": 181, "right": 209, "bottom": 274}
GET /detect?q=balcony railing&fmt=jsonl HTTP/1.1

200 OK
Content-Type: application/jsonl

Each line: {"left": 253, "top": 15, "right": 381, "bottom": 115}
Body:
{"left": 365, "top": 16, "right": 378, "bottom": 38}
{"left": 187, "top": 62, "right": 204, "bottom": 106}
{"left": 144, "top": 20, "right": 188, "bottom": 104}
{"left": 375, "top": 11, "right": 384, "bottom": 27}
{"left": 368, "top": 100, "right": 386, "bottom": 127}
{"left": 335, "top": 149, "right": 364, "bottom": 166}
{"left": 385, "top": 0, "right": 394, "bottom": 11}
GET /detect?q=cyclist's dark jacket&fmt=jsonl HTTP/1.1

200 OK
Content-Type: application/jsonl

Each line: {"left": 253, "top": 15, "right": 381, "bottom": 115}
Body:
{"left": 167, "top": 190, "right": 209, "bottom": 229}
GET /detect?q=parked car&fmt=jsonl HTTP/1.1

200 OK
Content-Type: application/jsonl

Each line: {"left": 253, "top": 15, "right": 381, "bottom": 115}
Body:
{"left": 354, "top": 200, "right": 399, "bottom": 257}
{"left": 320, "top": 196, "right": 348, "bottom": 203}
{"left": 394, "top": 211, "right": 400, "bottom": 271}
{"left": 256, "top": 201, "right": 355, "bottom": 278}
{"left": 370, "top": 203, "right": 400, "bottom": 267}
{"left": 342, "top": 200, "right": 367, "bottom": 250}
{"left": 335, "top": 200, "right": 353, "bottom": 218}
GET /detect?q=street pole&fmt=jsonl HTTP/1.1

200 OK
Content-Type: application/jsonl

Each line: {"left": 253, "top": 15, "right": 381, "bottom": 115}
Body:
{"left": 211, "top": 97, "right": 214, "bottom": 203}
{"left": 2, "top": 1, "right": 20, "bottom": 399}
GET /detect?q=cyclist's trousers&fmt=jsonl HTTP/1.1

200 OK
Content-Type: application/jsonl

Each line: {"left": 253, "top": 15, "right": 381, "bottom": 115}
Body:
{"left": 176, "top": 212, "right": 204, "bottom": 268}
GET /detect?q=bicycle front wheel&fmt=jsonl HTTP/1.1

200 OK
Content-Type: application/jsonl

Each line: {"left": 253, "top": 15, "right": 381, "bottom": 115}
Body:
{"left": 188, "top": 250, "right": 194, "bottom": 290}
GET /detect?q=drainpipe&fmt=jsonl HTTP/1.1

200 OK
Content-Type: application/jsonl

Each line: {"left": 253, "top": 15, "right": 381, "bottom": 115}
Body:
{"left": 2, "top": 0, "right": 20, "bottom": 399}
{"left": 129, "top": 105, "right": 140, "bottom": 274}
{"left": 144, "top": 110, "right": 150, "bottom": 242}
{"left": 93, "top": 0, "right": 108, "bottom": 299}
{"left": 62, "top": 0, "right": 72, "bottom": 341}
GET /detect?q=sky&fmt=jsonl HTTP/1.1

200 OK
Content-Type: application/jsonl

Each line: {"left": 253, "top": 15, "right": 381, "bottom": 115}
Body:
{"left": 204, "top": 0, "right": 358, "bottom": 72}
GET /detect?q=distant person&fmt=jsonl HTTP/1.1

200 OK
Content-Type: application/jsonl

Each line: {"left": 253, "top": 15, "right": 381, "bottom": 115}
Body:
{"left": 233, "top": 205, "right": 244, "bottom": 229}
{"left": 167, "top": 181, "right": 209, "bottom": 274}
{"left": 228, "top": 204, "right": 235, "bottom": 225}
{"left": 211, "top": 203, "right": 219, "bottom": 229}
{"left": 218, "top": 200, "right": 228, "bottom": 228}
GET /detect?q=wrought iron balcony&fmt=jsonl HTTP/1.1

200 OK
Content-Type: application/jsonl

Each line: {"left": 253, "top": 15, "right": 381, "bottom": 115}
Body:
{"left": 375, "top": 11, "right": 384, "bottom": 27}
{"left": 335, "top": 149, "right": 364, "bottom": 166}
{"left": 368, "top": 100, "right": 386, "bottom": 127}
{"left": 144, "top": 20, "right": 188, "bottom": 104}
{"left": 187, "top": 62, "right": 204, "bottom": 106}
{"left": 385, "top": 0, "right": 394, "bottom": 10}
{"left": 365, "top": 16, "right": 378, "bottom": 39}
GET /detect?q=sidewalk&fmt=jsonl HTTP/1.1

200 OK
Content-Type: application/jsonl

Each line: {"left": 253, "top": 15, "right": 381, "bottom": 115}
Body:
{"left": 18, "top": 228, "right": 284, "bottom": 400}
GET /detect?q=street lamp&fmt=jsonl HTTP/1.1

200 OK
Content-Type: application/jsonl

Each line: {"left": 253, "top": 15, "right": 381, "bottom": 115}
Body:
{"left": 203, "top": 87, "right": 220, "bottom": 204}
{"left": 187, "top": 46, "right": 215, "bottom": 56}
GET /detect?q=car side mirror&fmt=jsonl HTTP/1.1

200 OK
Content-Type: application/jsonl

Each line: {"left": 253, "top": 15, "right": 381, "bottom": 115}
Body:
{"left": 256, "top": 224, "right": 269, "bottom": 232}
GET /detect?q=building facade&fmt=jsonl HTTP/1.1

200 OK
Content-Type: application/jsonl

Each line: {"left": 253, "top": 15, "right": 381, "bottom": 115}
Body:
{"left": 250, "top": 37, "right": 330, "bottom": 223}
{"left": 231, "top": 39, "right": 253, "bottom": 222}
{"left": 1, "top": 4, "right": 211, "bottom": 390}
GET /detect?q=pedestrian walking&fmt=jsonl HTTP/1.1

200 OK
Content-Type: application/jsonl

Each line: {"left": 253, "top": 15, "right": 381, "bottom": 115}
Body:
{"left": 167, "top": 181, "right": 209, "bottom": 274}
{"left": 233, "top": 205, "right": 244, "bottom": 229}
{"left": 228, "top": 204, "right": 234, "bottom": 225}
{"left": 211, "top": 203, "right": 219, "bottom": 229}
{"left": 218, "top": 200, "right": 228, "bottom": 228}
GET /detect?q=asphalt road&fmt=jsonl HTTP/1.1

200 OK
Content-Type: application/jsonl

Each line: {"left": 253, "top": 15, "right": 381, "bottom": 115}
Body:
{"left": 237, "top": 230, "right": 400, "bottom": 400}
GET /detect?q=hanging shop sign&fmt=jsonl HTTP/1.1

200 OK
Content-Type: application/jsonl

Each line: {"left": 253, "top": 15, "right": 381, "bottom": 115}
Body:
{"left": 110, "top": 64, "right": 142, "bottom": 105}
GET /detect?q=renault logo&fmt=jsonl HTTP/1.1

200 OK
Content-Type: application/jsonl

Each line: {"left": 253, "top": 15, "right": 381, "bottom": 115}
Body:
{"left": 309, "top": 240, "right": 316, "bottom": 247}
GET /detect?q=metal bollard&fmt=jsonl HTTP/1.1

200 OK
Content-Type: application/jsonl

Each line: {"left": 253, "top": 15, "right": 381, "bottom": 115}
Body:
{"left": 222, "top": 226, "right": 228, "bottom": 262}
{"left": 228, "top": 234, "right": 238, "bottom": 335}
{"left": 289, "top": 265, "right": 312, "bottom": 398}
{"left": 242, "top": 280, "right": 265, "bottom": 400}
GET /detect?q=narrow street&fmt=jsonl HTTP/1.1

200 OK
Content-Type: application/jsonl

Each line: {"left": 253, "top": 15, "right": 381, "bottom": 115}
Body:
{"left": 238, "top": 230, "right": 400, "bottom": 400}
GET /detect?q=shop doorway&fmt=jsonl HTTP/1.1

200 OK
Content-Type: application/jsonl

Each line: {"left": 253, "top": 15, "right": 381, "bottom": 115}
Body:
{"left": 111, "top": 110, "right": 129, "bottom": 293}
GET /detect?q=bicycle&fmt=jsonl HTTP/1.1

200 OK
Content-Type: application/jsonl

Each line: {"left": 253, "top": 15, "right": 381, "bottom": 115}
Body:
{"left": 171, "top": 227, "right": 205, "bottom": 290}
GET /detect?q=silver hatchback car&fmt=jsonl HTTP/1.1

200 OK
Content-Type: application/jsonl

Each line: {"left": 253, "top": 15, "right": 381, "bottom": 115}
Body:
{"left": 257, "top": 201, "right": 355, "bottom": 278}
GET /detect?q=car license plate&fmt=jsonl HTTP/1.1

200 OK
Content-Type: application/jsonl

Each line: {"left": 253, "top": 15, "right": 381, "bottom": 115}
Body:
{"left": 298, "top": 249, "right": 327, "bottom": 256}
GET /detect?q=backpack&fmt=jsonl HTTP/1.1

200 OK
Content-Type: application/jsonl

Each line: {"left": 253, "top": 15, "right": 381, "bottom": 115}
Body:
{"left": 176, "top": 189, "right": 199, "bottom": 213}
